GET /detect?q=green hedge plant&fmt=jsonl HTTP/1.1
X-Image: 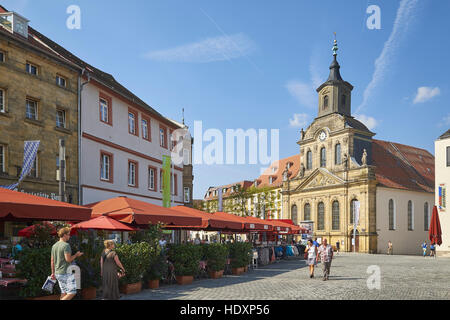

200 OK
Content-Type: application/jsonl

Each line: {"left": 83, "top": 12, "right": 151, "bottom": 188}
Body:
{"left": 205, "top": 243, "right": 228, "bottom": 272}
{"left": 115, "top": 242, "right": 152, "bottom": 285}
{"left": 167, "top": 243, "right": 202, "bottom": 276}
{"left": 228, "top": 242, "right": 252, "bottom": 268}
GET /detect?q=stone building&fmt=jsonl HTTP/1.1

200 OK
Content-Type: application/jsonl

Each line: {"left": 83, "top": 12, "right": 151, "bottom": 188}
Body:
{"left": 0, "top": 8, "right": 81, "bottom": 237}
{"left": 282, "top": 39, "right": 434, "bottom": 254}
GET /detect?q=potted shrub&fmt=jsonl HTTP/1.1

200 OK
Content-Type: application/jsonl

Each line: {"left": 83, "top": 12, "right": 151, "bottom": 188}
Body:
{"left": 168, "top": 243, "right": 202, "bottom": 285}
{"left": 228, "top": 242, "right": 252, "bottom": 275}
{"left": 115, "top": 242, "right": 151, "bottom": 294}
{"left": 205, "top": 243, "right": 228, "bottom": 279}
{"left": 16, "top": 247, "right": 61, "bottom": 300}
{"left": 144, "top": 252, "right": 167, "bottom": 289}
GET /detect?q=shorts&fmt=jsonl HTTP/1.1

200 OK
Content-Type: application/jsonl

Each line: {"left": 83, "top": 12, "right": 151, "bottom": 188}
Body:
{"left": 307, "top": 257, "right": 317, "bottom": 266}
{"left": 55, "top": 273, "right": 77, "bottom": 294}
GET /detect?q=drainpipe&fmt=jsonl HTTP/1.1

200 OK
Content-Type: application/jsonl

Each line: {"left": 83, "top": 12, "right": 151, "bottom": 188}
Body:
{"left": 78, "top": 68, "right": 90, "bottom": 205}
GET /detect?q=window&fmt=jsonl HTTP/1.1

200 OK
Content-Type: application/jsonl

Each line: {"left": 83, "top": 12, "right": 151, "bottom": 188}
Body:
{"left": 332, "top": 201, "right": 340, "bottom": 230}
{"left": 447, "top": 146, "right": 450, "bottom": 167}
{"left": 26, "top": 99, "right": 38, "bottom": 120}
{"left": 56, "top": 75, "right": 66, "bottom": 87}
{"left": 317, "top": 202, "right": 325, "bottom": 230}
{"left": 350, "top": 199, "right": 358, "bottom": 224}
{"left": 29, "top": 154, "right": 38, "bottom": 178}
{"left": 323, "top": 95, "right": 329, "bottom": 109}
{"left": 0, "top": 88, "right": 4, "bottom": 112}
{"left": 128, "top": 161, "right": 138, "bottom": 187}
{"left": 424, "top": 202, "right": 429, "bottom": 231}
{"left": 128, "top": 110, "right": 137, "bottom": 135}
{"left": 0, "top": 51, "right": 4, "bottom": 62}
{"left": 389, "top": 199, "right": 395, "bottom": 230}
{"left": 0, "top": 145, "right": 4, "bottom": 172}
{"left": 269, "top": 176, "right": 273, "bottom": 184}
{"left": 291, "top": 204, "right": 298, "bottom": 224}
{"left": 159, "top": 169, "right": 164, "bottom": 191}
{"left": 56, "top": 109, "right": 66, "bottom": 128}
{"left": 148, "top": 167, "right": 156, "bottom": 191}
{"left": 159, "top": 126, "right": 167, "bottom": 148}
{"left": 307, "top": 151, "right": 312, "bottom": 170}
{"left": 407, "top": 200, "right": 413, "bottom": 231}
{"left": 142, "top": 117, "right": 150, "bottom": 141}
{"left": 320, "top": 147, "right": 326, "bottom": 167}
{"left": 26, "top": 62, "right": 38, "bottom": 75}
{"left": 184, "top": 187, "right": 190, "bottom": 203}
{"left": 100, "top": 152, "right": 113, "bottom": 182}
{"left": 304, "top": 203, "right": 311, "bottom": 221}
{"left": 341, "top": 94, "right": 346, "bottom": 107}
{"left": 335, "top": 143, "right": 341, "bottom": 165}
{"left": 171, "top": 174, "right": 178, "bottom": 195}
{"left": 99, "top": 94, "right": 112, "bottom": 125}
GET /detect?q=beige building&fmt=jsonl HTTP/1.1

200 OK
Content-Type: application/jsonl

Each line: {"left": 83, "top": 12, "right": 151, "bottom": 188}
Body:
{"left": 282, "top": 39, "right": 434, "bottom": 254}
{"left": 435, "top": 130, "right": 450, "bottom": 256}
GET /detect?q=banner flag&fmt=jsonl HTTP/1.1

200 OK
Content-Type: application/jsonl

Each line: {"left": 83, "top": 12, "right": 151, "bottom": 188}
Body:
{"left": 162, "top": 155, "right": 171, "bottom": 208}
{"left": 218, "top": 187, "right": 223, "bottom": 212}
{"left": 1, "top": 140, "right": 40, "bottom": 190}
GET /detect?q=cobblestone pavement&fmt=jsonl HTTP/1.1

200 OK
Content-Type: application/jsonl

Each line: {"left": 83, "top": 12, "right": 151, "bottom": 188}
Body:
{"left": 121, "top": 253, "right": 450, "bottom": 300}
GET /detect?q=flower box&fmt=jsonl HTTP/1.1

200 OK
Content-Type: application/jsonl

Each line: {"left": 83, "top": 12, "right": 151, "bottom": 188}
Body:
{"left": 176, "top": 275, "right": 193, "bottom": 285}
{"left": 81, "top": 287, "right": 97, "bottom": 300}
{"left": 232, "top": 267, "right": 244, "bottom": 275}
{"left": 147, "top": 279, "right": 159, "bottom": 289}
{"left": 208, "top": 270, "right": 224, "bottom": 279}
{"left": 120, "top": 282, "right": 142, "bottom": 295}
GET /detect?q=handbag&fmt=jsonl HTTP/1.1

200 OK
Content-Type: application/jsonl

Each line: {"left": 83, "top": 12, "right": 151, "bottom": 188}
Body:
{"left": 42, "top": 276, "right": 57, "bottom": 293}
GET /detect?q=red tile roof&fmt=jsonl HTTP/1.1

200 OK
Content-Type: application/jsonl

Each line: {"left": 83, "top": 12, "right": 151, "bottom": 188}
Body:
{"left": 372, "top": 139, "right": 434, "bottom": 193}
{"left": 255, "top": 154, "right": 300, "bottom": 188}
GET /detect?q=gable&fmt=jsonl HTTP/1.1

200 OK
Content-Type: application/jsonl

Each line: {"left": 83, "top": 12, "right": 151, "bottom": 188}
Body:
{"left": 293, "top": 168, "right": 345, "bottom": 192}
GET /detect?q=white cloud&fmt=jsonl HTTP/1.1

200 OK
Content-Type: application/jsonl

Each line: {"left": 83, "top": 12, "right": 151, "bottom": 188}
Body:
{"left": 144, "top": 33, "right": 256, "bottom": 63}
{"left": 413, "top": 86, "right": 440, "bottom": 104}
{"left": 357, "top": 0, "right": 419, "bottom": 113}
{"left": 440, "top": 114, "right": 450, "bottom": 127}
{"left": 289, "top": 113, "right": 309, "bottom": 128}
{"left": 354, "top": 114, "right": 378, "bottom": 131}
{"left": 286, "top": 81, "right": 316, "bottom": 108}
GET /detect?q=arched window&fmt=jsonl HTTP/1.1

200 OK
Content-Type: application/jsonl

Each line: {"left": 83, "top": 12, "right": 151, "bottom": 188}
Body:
{"left": 407, "top": 200, "right": 413, "bottom": 231}
{"left": 424, "top": 202, "right": 429, "bottom": 231}
{"left": 306, "top": 150, "right": 312, "bottom": 170}
{"left": 350, "top": 199, "right": 358, "bottom": 224}
{"left": 389, "top": 199, "right": 395, "bottom": 230}
{"left": 341, "top": 94, "right": 346, "bottom": 107}
{"left": 320, "top": 147, "right": 326, "bottom": 167}
{"left": 304, "top": 203, "right": 311, "bottom": 221}
{"left": 318, "top": 202, "right": 325, "bottom": 230}
{"left": 335, "top": 143, "right": 341, "bottom": 165}
{"left": 291, "top": 204, "right": 298, "bottom": 224}
{"left": 332, "top": 201, "right": 340, "bottom": 230}
{"left": 323, "top": 95, "right": 329, "bottom": 109}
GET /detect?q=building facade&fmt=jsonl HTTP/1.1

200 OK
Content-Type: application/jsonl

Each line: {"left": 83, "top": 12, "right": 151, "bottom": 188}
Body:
{"left": 435, "top": 130, "right": 450, "bottom": 256}
{"left": 0, "top": 8, "right": 81, "bottom": 237}
{"left": 282, "top": 39, "right": 434, "bottom": 254}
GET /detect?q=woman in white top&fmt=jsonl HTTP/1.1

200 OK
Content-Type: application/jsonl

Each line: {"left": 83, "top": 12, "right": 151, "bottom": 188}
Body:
{"left": 304, "top": 239, "right": 317, "bottom": 278}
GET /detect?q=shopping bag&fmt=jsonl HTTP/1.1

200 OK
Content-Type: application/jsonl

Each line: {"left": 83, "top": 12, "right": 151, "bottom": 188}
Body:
{"left": 42, "top": 276, "right": 57, "bottom": 293}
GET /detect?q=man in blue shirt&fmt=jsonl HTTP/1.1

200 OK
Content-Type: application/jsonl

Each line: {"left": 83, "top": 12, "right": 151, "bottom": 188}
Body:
{"left": 313, "top": 238, "right": 319, "bottom": 247}
{"left": 422, "top": 242, "right": 427, "bottom": 257}
{"left": 11, "top": 241, "right": 22, "bottom": 259}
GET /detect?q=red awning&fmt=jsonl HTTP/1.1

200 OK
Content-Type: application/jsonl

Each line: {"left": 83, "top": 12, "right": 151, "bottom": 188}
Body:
{"left": 18, "top": 222, "right": 57, "bottom": 237}
{"left": 429, "top": 206, "right": 442, "bottom": 246}
{"left": 212, "top": 211, "right": 258, "bottom": 232}
{"left": 171, "top": 206, "right": 244, "bottom": 231}
{"left": 242, "top": 216, "right": 273, "bottom": 231}
{"left": 86, "top": 196, "right": 203, "bottom": 227}
{"left": 71, "top": 215, "right": 137, "bottom": 232}
{"left": 0, "top": 188, "right": 91, "bottom": 221}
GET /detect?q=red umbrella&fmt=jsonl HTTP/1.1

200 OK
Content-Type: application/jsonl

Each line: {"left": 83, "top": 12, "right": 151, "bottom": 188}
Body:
{"left": 18, "top": 222, "right": 56, "bottom": 237}
{"left": 429, "top": 205, "right": 442, "bottom": 246}
{"left": 70, "top": 215, "right": 137, "bottom": 232}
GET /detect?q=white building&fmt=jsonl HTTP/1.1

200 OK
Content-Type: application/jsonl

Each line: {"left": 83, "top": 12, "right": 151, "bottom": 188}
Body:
{"left": 435, "top": 130, "right": 450, "bottom": 256}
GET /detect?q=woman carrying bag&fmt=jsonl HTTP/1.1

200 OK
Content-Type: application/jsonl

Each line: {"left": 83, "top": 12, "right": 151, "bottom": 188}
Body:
{"left": 100, "top": 240, "right": 125, "bottom": 300}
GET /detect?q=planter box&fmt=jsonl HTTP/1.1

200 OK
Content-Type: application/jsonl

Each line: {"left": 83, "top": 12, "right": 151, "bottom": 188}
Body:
{"left": 232, "top": 267, "right": 245, "bottom": 275}
{"left": 244, "top": 266, "right": 248, "bottom": 273}
{"left": 27, "top": 294, "right": 60, "bottom": 300}
{"left": 176, "top": 275, "right": 193, "bottom": 285}
{"left": 208, "top": 270, "right": 224, "bottom": 279}
{"left": 81, "top": 287, "right": 97, "bottom": 300}
{"left": 147, "top": 279, "right": 159, "bottom": 289}
{"left": 120, "top": 282, "right": 142, "bottom": 295}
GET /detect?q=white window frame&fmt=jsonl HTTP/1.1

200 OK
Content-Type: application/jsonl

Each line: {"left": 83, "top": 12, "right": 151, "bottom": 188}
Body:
{"left": 56, "top": 109, "right": 66, "bottom": 128}
{"left": 26, "top": 62, "right": 38, "bottom": 75}
{"left": 0, "top": 88, "right": 4, "bottom": 112}
{"left": 128, "top": 162, "right": 136, "bottom": 186}
{"left": 0, "top": 145, "right": 5, "bottom": 172}
{"left": 142, "top": 119, "right": 148, "bottom": 139}
{"left": 30, "top": 154, "right": 38, "bottom": 178}
{"left": 148, "top": 167, "right": 155, "bottom": 191}
{"left": 26, "top": 99, "right": 38, "bottom": 120}
{"left": 100, "top": 98, "right": 109, "bottom": 123}
{"left": 100, "top": 154, "right": 110, "bottom": 181}
{"left": 56, "top": 75, "right": 66, "bottom": 87}
{"left": 128, "top": 112, "right": 136, "bottom": 134}
{"left": 184, "top": 187, "right": 190, "bottom": 203}
{"left": 160, "top": 128, "right": 166, "bottom": 148}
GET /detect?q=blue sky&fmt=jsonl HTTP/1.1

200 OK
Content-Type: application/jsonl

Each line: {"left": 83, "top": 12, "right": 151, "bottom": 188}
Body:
{"left": 3, "top": 0, "right": 449, "bottom": 199}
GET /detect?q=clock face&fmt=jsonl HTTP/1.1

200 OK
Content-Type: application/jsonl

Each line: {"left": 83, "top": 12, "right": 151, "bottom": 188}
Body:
{"left": 319, "top": 130, "right": 327, "bottom": 141}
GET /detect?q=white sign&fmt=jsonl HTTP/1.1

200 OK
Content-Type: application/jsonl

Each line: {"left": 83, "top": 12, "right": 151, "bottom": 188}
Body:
{"left": 250, "top": 224, "right": 255, "bottom": 229}
{"left": 264, "top": 225, "right": 268, "bottom": 230}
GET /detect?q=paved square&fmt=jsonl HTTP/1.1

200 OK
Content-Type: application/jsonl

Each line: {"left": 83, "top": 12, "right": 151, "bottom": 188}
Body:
{"left": 121, "top": 253, "right": 450, "bottom": 300}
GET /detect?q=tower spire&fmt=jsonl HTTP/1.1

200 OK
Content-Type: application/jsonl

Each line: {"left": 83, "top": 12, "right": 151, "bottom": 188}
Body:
{"left": 327, "top": 33, "right": 343, "bottom": 82}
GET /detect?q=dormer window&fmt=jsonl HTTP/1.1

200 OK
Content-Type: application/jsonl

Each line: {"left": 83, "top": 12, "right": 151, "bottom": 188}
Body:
{"left": 0, "top": 12, "right": 29, "bottom": 38}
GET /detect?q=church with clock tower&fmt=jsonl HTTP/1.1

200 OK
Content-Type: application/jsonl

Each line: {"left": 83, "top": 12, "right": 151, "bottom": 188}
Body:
{"left": 282, "top": 39, "right": 435, "bottom": 254}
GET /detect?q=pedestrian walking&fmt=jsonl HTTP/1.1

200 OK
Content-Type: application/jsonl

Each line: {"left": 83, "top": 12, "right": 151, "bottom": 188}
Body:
{"left": 387, "top": 240, "right": 393, "bottom": 255}
{"left": 316, "top": 238, "right": 333, "bottom": 281}
{"left": 430, "top": 243, "right": 436, "bottom": 258}
{"left": 304, "top": 239, "right": 317, "bottom": 278}
{"left": 422, "top": 241, "right": 427, "bottom": 257}
{"left": 335, "top": 241, "right": 340, "bottom": 256}
{"left": 50, "top": 227, "right": 83, "bottom": 300}
{"left": 101, "top": 240, "right": 125, "bottom": 300}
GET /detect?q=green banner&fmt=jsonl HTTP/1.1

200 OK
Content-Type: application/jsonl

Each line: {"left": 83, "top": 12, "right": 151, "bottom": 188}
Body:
{"left": 162, "top": 155, "right": 171, "bottom": 208}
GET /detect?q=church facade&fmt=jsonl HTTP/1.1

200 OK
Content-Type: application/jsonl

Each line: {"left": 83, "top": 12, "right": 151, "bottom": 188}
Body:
{"left": 282, "top": 40, "right": 434, "bottom": 254}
